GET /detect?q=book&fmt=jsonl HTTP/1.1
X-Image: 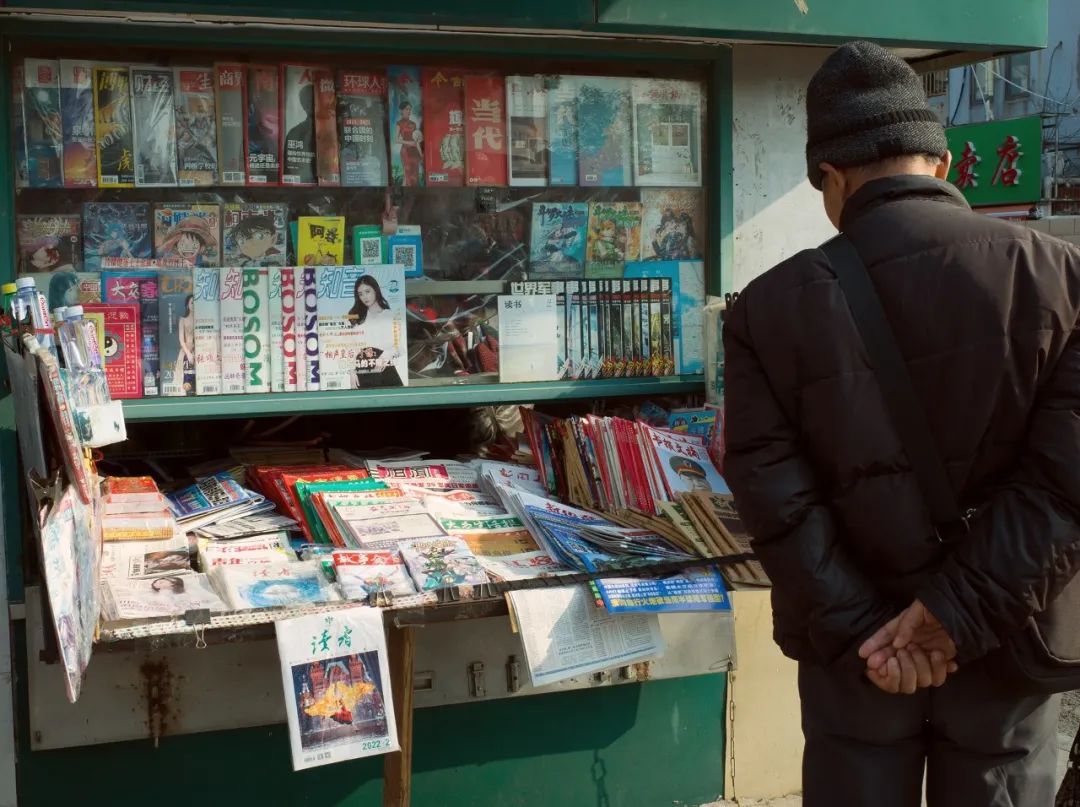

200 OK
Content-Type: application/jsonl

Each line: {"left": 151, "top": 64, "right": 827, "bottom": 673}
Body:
{"left": 387, "top": 66, "right": 424, "bottom": 187}
{"left": 385, "top": 225, "right": 422, "bottom": 278}
{"left": 59, "top": 60, "right": 97, "bottom": 188}
{"left": 586, "top": 202, "right": 642, "bottom": 278}
{"left": 17, "top": 214, "right": 80, "bottom": 275}
{"left": 219, "top": 266, "right": 246, "bottom": 394}
{"left": 103, "top": 574, "right": 227, "bottom": 620}
{"left": 547, "top": 75, "right": 577, "bottom": 187}
{"left": 576, "top": 76, "right": 632, "bottom": 187}
{"left": 498, "top": 294, "right": 559, "bottom": 383}
{"left": 242, "top": 267, "right": 271, "bottom": 393}
{"left": 279, "top": 267, "right": 299, "bottom": 392}
{"left": 625, "top": 259, "right": 704, "bottom": 374}
{"left": 268, "top": 267, "right": 284, "bottom": 393}
{"left": 297, "top": 216, "right": 345, "bottom": 266}
{"left": 92, "top": 66, "right": 135, "bottom": 187}
{"left": 215, "top": 561, "right": 341, "bottom": 610}
{"left": 23, "top": 58, "right": 64, "bottom": 188}
{"left": 83, "top": 303, "right": 142, "bottom": 398}
{"left": 222, "top": 202, "right": 287, "bottom": 267}
{"left": 173, "top": 66, "right": 218, "bottom": 187}
{"left": 314, "top": 67, "right": 340, "bottom": 186}
{"left": 326, "top": 498, "right": 443, "bottom": 550}
{"left": 167, "top": 472, "right": 258, "bottom": 522}
{"left": 101, "top": 511, "right": 175, "bottom": 542}
{"left": 298, "top": 266, "right": 319, "bottom": 390}
{"left": 192, "top": 265, "right": 221, "bottom": 395}
{"left": 103, "top": 271, "right": 160, "bottom": 397}
{"left": 13, "top": 65, "right": 28, "bottom": 188}
{"left": 316, "top": 264, "right": 407, "bottom": 390}
{"left": 101, "top": 534, "right": 191, "bottom": 579}
{"left": 421, "top": 67, "right": 464, "bottom": 186}
{"left": 281, "top": 64, "right": 318, "bottom": 186}
{"left": 640, "top": 188, "right": 704, "bottom": 261}
{"left": 464, "top": 74, "right": 506, "bottom": 186}
{"left": 337, "top": 69, "right": 389, "bottom": 187}
{"left": 246, "top": 64, "right": 281, "bottom": 185}
{"left": 153, "top": 203, "right": 221, "bottom": 267}
{"left": 197, "top": 535, "right": 291, "bottom": 569}
{"left": 631, "top": 78, "right": 702, "bottom": 187}
{"left": 104, "top": 475, "right": 162, "bottom": 506}
{"left": 82, "top": 202, "right": 151, "bottom": 272}
{"left": 333, "top": 550, "right": 417, "bottom": 599}
{"left": 506, "top": 75, "right": 548, "bottom": 187}
{"left": 214, "top": 63, "right": 247, "bottom": 185}
{"left": 131, "top": 67, "right": 178, "bottom": 187}
{"left": 399, "top": 536, "right": 489, "bottom": 591}
{"left": 529, "top": 202, "right": 587, "bottom": 279}
{"left": 158, "top": 270, "right": 195, "bottom": 396}
{"left": 352, "top": 225, "right": 385, "bottom": 266}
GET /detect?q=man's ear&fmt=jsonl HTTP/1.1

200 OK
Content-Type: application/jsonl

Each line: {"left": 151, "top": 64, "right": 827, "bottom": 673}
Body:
{"left": 935, "top": 151, "right": 953, "bottom": 180}
{"left": 819, "top": 162, "right": 844, "bottom": 193}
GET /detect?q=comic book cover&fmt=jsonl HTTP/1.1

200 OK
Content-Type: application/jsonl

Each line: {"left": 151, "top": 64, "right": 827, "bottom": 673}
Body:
{"left": 297, "top": 216, "right": 345, "bottom": 266}
{"left": 159, "top": 270, "right": 195, "bottom": 396}
{"left": 242, "top": 267, "right": 271, "bottom": 393}
{"left": 192, "top": 265, "right": 221, "bottom": 395}
{"left": 279, "top": 267, "right": 299, "bottom": 392}
{"left": 130, "top": 67, "right": 178, "bottom": 188}
{"left": 246, "top": 65, "right": 280, "bottom": 185}
{"left": 23, "top": 59, "right": 63, "bottom": 188}
{"left": 316, "top": 264, "right": 407, "bottom": 391}
{"left": 422, "top": 67, "right": 464, "bottom": 187}
{"left": 103, "top": 271, "right": 160, "bottom": 396}
{"left": 464, "top": 74, "right": 506, "bottom": 186}
{"left": 506, "top": 75, "right": 548, "bottom": 187}
{"left": 82, "top": 202, "right": 151, "bottom": 272}
{"left": 93, "top": 66, "right": 135, "bottom": 188}
{"left": 219, "top": 266, "right": 246, "bottom": 395}
{"left": 298, "top": 266, "right": 319, "bottom": 390}
{"left": 153, "top": 204, "right": 221, "bottom": 268}
{"left": 214, "top": 63, "right": 247, "bottom": 186}
{"left": 83, "top": 303, "right": 142, "bottom": 398}
{"left": 337, "top": 70, "right": 388, "bottom": 187}
{"left": 222, "top": 202, "right": 287, "bottom": 267}
{"left": 59, "top": 60, "right": 97, "bottom": 188}
{"left": 640, "top": 188, "right": 704, "bottom": 261}
{"left": 13, "top": 64, "right": 28, "bottom": 188}
{"left": 387, "top": 66, "right": 424, "bottom": 187}
{"left": 586, "top": 202, "right": 642, "bottom": 278}
{"left": 529, "top": 202, "right": 587, "bottom": 279}
{"left": 576, "top": 76, "right": 633, "bottom": 187}
{"left": 314, "top": 68, "right": 340, "bottom": 186}
{"left": 281, "top": 64, "right": 318, "bottom": 186}
{"left": 631, "top": 78, "right": 702, "bottom": 187}
{"left": 268, "top": 268, "right": 284, "bottom": 393}
{"left": 17, "top": 214, "right": 80, "bottom": 275}
{"left": 173, "top": 67, "right": 218, "bottom": 187}
{"left": 547, "top": 75, "right": 577, "bottom": 187}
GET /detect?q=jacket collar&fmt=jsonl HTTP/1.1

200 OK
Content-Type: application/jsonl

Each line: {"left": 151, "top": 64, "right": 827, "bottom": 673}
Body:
{"left": 840, "top": 175, "right": 970, "bottom": 231}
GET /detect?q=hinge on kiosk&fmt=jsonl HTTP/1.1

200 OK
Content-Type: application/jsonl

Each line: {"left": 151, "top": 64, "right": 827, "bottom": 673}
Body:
{"left": 184, "top": 608, "right": 211, "bottom": 649}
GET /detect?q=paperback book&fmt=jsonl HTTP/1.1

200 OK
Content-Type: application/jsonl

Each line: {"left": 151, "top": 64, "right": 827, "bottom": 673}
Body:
{"left": 103, "top": 271, "right": 159, "bottom": 396}
{"left": 422, "top": 67, "right": 464, "bottom": 186}
{"left": 387, "top": 66, "right": 424, "bottom": 186}
{"left": 464, "top": 74, "right": 506, "bottom": 186}
{"left": 529, "top": 202, "right": 587, "bottom": 278}
{"left": 586, "top": 202, "right": 642, "bottom": 278}
{"left": 223, "top": 202, "right": 287, "bottom": 267}
{"left": 506, "top": 75, "right": 548, "bottom": 187}
{"left": 246, "top": 64, "right": 281, "bottom": 185}
{"left": 314, "top": 67, "right": 341, "bottom": 186}
{"left": 631, "top": 78, "right": 702, "bottom": 187}
{"left": 23, "top": 58, "right": 64, "bottom": 188}
{"left": 59, "top": 60, "right": 97, "bottom": 188}
{"left": 333, "top": 550, "right": 417, "bottom": 599}
{"left": 17, "top": 214, "right": 80, "bottom": 275}
{"left": 281, "top": 64, "right": 318, "bottom": 186}
{"left": 576, "top": 76, "right": 632, "bottom": 187}
{"left": 131, "top": 67, "right": 178, "bottom": 187}
{"left": 82, "top": 303, "right": 142, "bottom": 398}
{"left": 337, "top": 69, "right": 389, "bottom": 187}
{"left": 214, "top": 63, "right": 247, "bottom": 186}
{"left": 192, "top": 265, "right": 222, "bottom": 395}
{"left": 158, "top": 269, "right": 195, "bottom": 396}
{"left": 82, "top": 202, "right": 151, "bottom": 272}
{"left": 173, "top": 67, "right": 218, "bottom": 187}
{"left": 399, "top": 536, "right": 489, "bottom": 591}
{"left": 298, "top": 216, "right": 345, "bottom": 266}
{"left": 153, "top": 203, "right": 221, "bottom": 267}
{"left": 242, "top": 267, "right": 271, "bottom": 393}
{"left": 93, "top": 66, "right": 135, "bottom": 187}
{"left": 219, "top": 266, "right": 246, "bottom": 394}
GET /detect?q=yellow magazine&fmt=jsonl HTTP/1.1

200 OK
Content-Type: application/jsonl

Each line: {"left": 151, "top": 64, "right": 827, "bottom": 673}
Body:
{"left": 297, "top": 216, "right": 345, "bottom": 266}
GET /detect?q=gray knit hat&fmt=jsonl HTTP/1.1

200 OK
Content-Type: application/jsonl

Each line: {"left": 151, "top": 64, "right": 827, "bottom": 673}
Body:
{"left": 806, "top": 41, "right": 947, "bottom": 190}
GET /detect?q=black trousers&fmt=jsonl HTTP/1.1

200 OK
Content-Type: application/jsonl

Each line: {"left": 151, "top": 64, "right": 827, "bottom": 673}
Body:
{"left": 799, "top": 656, "right": 1062, "bottom": 807}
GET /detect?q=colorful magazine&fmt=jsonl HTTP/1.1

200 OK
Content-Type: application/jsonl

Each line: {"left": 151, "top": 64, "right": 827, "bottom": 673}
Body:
{"left": 23, "top": 58, "right": 64, "bottom": 188}
{"left": 631, "top": 78, "right": 702, "bottom": 187}
{"left": 131, "top": 67, "right": 178, "bottom": 187}
{"left": 314, "top": 67, "right": 340, "bottom": 186}
{"left": 399, "top": 536, "right": 489, "bottom": 591}
{"left": 506, "top": 75, "right": 548, "bottom": 187}
{"left": 576, "top": 76, "right": 632, "bottom": 187}
{"left": 268, "top": 267, "right": 284, "bottom": 393}
{"left": 279, "top": 266, "right": 299, "bottom": 392}
{"left": 529, "top": 202, "right": 587, "bottom": 278}
{"left": 298, "top": 266, "right": 319, "bottom": 390}
{"left": 192, "top": 265, "right": 221, "bottom": 395}
{"left": 167, "top": 471, "right": 257, "bottom": 521}
{"left": 464, "top": 74, "right": 506, "bottom": 186}
{"left": 333, "top": 550, "right": 417, "bottom": 599}
{"left": 242, "top": 267, "right": 271, "bottom": 393}
{"left": 173, "top": 66, "right": 218, "bottom": 187}
{"left": 153, "top": 203, "right": 221, "bottom": 267}
{"left": 387, "top": 66, "right": 424, "bottom": 187}
{"left": 337, "top": 69, "right": 389, "bottom": 187}
{"left": 547, "top": 75, "right": 577, "bottom": 187}
{"left": 222, "top": 202, "right": 287, "bottom": 267}
{"left": 82, "top": 202, "right": 151, "bottom": 272}
{"left": 215, "top": 561, "right": 341, "bottom": 610}
{"left": 422, "top": 67, "right": 464, "bottom": 186}
{"left": 219, "top": 266, "right": 246, "bottom": 395}
{"left": 12, "top": 65, "right": 28, "bottom": 187}
{"left": 214, "top": 63, "right": 247, "bottom": 185}
{"left": 82, "top": 302, "right": 142, "bottom": 398}
{"left": 585, "top": 202, "right": 642, "bottom": 278}
{"left": 297, "top": 216, "right": 345, "bottom": 266}
{"left": 158, "top": 269, "right": 195, "bottom": 397}
{"left": 93, "top": 65, "right": 135, "bottom": 187}
{"left": 103, "top": 271, "right": 159, "bottom": 397}
{"left": 104, "top": 574, "right": 226, "bottom": 620}
{"left": 640, "top": 188, "right": 704, "bottom": 261}
{"left": 246, "top": 64, "right": 281, "bottom": 185}
{"left": 281, "top": 63, "right": 318, "bottom": 186}
{"left": 17, "top": 214, "right": 80, "bottom": 275}
{"left": 59, "top": 59, "right": 97, "bottom": 188}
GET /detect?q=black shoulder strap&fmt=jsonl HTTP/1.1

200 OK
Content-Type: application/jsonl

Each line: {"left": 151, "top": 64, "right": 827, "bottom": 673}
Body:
{"left": 820, "top": 235, "right": 962, "bottom": 526}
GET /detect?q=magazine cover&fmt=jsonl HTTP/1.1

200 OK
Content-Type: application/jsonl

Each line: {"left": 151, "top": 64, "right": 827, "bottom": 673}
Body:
{"left": 631, "top": 78, "right": 702, "bottom": 187}
{"left": 640, "top": 188, "right": 704, "bottom": 261}
{"left": 153, "top": 203, "right": 221, "bottom": 267}
{"left": 219, "top": 266, "right": 246, "bottom": 394}
{"left": 92, "top": 65, "right": 135, "bottom": 187}
{"left": 23, "top": 58, "right": 64, "bottom": 188}
{"left": 506, "top": 75, "right": 548, "bottom": 187}
{"left": 586, "top": 202, "right": 642, "bottom": 278}
{"left": 280, "top": 266, "right": 299, "bottom": 392}
{"left": 576, "top": 76, "right": 633, "bottom": 187}
{"left": 625, "top": 259, "right": 705, "bottom": 374}
{"left": 131, "top": 67, "right": 178, "bottom": 187}
{"left": 192, "top": 265, "right": 221, "bottom": 395}
{"left": 242, "top": 267, "right": 271, "bottom": 393}
{"left": 159, "top": 269, "right": 195, "bottom": 396}
{"left": 643, "top": 426, "right": 728, "bottom": 497}
{"left": 83, "top": 302, "right": 142, "bottom": 398}
{"left": 100, "top": 533, "right": 190, "bottom": 580}
{"left": 222, "top": 202, "right": 287, "bottom": 267}
{"left": 276, "top": 607, "right": 398, "bottom": 771}
{"left": 268, "top": 268, "right": 284, "bottom": 392}
{"left": 214, "top": 63, "right": 247, "bottom": 185}
{"left": 104, "top": 574, "right": 226, "bottom": 620}
{"left": 399, "top": 536, "right": 489, "bottom": 590}
{"left": 298, "top": 216, "right": 345, "bottom": 266}
{"left": 333, "top": 551, "right": 417, "bottom": 599}
{"left": 464, "top": 74, "right": 506, "bottom": 186}
{"left": 314, "top": 68, "right": 340, "bottom": 186}
{"left": 547, "top": 75, "right": 577, "bottom": 187}
{"left": 216, "top": 560, "right": 340, "bottom": 610}
{"left": 281, "top": 64, "right": 318, "bottom": 186}
{"left": 299, "top": 266, "right": 320, "bottom": 390}
{"left": 421, "top": 67, "right": 464, "bottom": 186}
{"left": 17, "top": 214, "right": 80, "bottom": 275}
{"left": 173, "top": 66, "right": 218, "bottom": 187}
{"left": 103, "top": 271, "right": 160, "bottom": 397}
{"left": 13, "top": 64, "right": 28, "bottom": 188}
{"left": 246, "top": 64, "right": 280, "bottom": 185}
{"left": 529, "top": 202, "right": 587, "bottom": 278}
{"left": 316, "top": 264, "right": 407, "bottom": 390}
{"left": 82, "top": 202, "right": 151, "bottom": 272}
{"left": 387, "top": 66, "right": 423, "bottom": 187}
{"left": 59, "top": 60, "right": 97, "bottom": 188}
{"left": 337, "top": 69, "right": 389, "bottom": 187}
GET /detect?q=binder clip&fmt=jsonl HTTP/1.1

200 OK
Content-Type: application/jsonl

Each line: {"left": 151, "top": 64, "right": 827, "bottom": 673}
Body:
{"left": 367, "top": 589, "right": 394, "bottom": 609}
{"left": 184, "top": 608, "right": 211, "bottom": 649}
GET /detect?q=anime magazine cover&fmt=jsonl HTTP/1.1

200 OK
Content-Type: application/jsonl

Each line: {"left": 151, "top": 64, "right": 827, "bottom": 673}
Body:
{"left": 93, "top": 66, "right": 135, "bottom": 187}
{"left": 281, "top": 64, "right": 318, "bottom": 186}
{"left": 337, "top": 70, "right": 388, "bottom": 187}
{"left": 59, "top": 60, "right": 97, "bottom": 188}
{"left": 154, "top": 204, "right": 221, "bottom": 267}
{"left": 387, "top": 66, "right": 423, "bottom": 187}
{"left": 131, "top": 67, "right": 179, "bottom": 187}
{"left": 174, "top": 67, "right": 218, "bottom": 187}
{"left": 585, "top": 201, "right": 642, "bottom": 278}
{"left": 247, "top": 64, "right": 281, "bottom": 185}
{"left": 82, "top": 202, "right": 151, "bottom": 271}
{"left": 23, "top": 58, "right": 64, "bottom": 188}
{"left": 640, "top": 189, "right": 704, "bottom": 261}
{"left": 421, "top": 67, "right": 464, "bottom": 186}
{"left": 223, "top": 202, "right": 287, "bottom": 267}
{"left": 529, "top": 202, "right": 587, "bottom": 279}
{"left": 17, "top": 214, "right": 80, "bottom": 275}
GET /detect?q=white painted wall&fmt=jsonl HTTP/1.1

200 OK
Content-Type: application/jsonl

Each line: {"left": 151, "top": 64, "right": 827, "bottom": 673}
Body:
{"left": 731, "top": 45, "right": 833, "bottom": 291}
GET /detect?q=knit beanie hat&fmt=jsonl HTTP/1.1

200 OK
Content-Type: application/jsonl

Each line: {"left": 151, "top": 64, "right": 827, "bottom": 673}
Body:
{"left": 806, "top": 41, "right": 947, "bottom": 190}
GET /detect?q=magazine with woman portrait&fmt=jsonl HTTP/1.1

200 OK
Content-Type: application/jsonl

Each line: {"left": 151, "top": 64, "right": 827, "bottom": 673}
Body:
{"left": 315, "top": 264, "right": 407, "bottom": 391}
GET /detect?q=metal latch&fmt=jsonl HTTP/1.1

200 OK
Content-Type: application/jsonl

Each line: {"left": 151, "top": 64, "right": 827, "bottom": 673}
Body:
{"left": 506, "top": 655, "right": 521, "bottom": 694}
{"left": 468, "top": 662, "right": 486, "bottom": 698}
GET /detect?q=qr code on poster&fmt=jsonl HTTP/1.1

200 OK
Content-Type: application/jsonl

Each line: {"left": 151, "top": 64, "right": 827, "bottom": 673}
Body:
{"left": 360, "top": 238, "right": 381, "bottom": 262}
{"left": 392, "top": 245, "right": 416, "bottom": 271}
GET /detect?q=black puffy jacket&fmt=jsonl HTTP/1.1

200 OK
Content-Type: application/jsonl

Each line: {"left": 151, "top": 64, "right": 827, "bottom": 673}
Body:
{"left": 723, "top": 175, "right": 1080, "bottom": 670}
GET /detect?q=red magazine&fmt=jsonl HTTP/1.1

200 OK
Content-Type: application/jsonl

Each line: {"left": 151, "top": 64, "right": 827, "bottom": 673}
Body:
{"left": 464, "top": 74, "right": 507, "bottom": 186}
{"left": 314, "top": 67, "right": 341, "bottom": 186}
{"left": 422, "top": 67, "right": 465, "bottom": 187}
{"left": 84, "top": 303, "right": 142, "bottom": 399}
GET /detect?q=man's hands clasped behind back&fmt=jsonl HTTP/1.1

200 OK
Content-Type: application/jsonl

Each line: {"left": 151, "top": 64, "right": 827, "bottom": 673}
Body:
{"left": 858, "top": 599, "right": 959, "bottom": 695}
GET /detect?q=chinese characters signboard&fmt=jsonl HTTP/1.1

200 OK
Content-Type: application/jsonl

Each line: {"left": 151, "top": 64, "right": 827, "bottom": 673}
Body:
{"left": 945, "top": 115, "right": 1042, "bottom": 207}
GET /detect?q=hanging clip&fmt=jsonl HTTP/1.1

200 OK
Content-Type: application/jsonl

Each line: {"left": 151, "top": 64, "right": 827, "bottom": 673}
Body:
{"left": 184, "top": 608, "right": 211, "bottom": 649}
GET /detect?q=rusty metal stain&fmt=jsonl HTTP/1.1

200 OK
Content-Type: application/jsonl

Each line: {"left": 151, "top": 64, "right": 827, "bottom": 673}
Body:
{"left": 632, "top": 661, "right": 652, "bottom": 682}
{"left": 140, "top": 659, "right": 173, "bottom": 747}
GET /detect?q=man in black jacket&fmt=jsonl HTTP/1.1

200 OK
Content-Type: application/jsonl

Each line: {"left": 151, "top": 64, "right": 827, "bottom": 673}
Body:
{"left": 723, "top": 41, "right": 1079, "bottom": 806}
